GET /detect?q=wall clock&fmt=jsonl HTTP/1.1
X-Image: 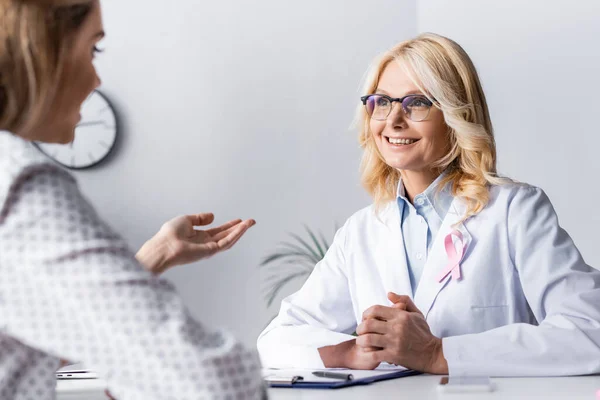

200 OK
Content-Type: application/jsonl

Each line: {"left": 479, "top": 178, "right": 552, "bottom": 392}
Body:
{"left": 35, "top": 90, "right": 118, "bottom": 170}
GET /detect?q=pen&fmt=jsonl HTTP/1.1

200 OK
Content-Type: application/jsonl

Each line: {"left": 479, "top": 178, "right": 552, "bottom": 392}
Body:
{"left": 312, "top": 371, "right": 354, "bottom": 380}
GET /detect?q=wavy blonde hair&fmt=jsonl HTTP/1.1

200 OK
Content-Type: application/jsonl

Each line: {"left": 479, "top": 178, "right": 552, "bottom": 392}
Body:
{"left": 358, "top": 32, "right": 511, "bottom": 220}
{"left": 0, "top": 0, "right": 94, "bottom": 135}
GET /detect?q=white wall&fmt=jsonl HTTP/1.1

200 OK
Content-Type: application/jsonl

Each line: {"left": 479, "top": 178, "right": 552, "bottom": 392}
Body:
{"left": 77, "top": 0, "right": 417, "bottom": 345}
{"left": 418, "top": 0, "right": 600, "bottom": 271}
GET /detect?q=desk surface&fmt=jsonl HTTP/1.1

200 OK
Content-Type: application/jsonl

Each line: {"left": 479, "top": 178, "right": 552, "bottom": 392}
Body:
{"left": 57, "top": 375, "right": 600, "bottom": 400}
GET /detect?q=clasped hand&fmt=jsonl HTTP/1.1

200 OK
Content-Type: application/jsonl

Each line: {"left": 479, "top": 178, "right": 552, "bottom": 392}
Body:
{"left": 319, "top": 292, "right": 448, "bottom": 374}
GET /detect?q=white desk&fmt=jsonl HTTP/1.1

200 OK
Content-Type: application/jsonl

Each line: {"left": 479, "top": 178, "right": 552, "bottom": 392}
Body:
{"left": 57, "top": 375, "right": 600, "bottom": 400}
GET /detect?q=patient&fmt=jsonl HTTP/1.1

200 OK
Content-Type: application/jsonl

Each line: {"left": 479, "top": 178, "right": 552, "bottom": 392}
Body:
{"left": 0, "top": 0, "right": 263, "bottom": 398}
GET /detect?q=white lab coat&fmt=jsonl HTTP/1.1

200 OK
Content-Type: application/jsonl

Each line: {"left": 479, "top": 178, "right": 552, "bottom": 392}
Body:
{"left": 257, "top": 182, "right": 600, "bottom": 376}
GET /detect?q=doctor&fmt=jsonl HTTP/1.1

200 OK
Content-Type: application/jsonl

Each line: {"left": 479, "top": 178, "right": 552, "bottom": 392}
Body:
{"left": 257, "top": 33, "right": 600, "bottom": 376}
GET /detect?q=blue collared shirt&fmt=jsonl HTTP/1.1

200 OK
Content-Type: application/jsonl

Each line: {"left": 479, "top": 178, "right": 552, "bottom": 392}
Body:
{"left": 397, "top": 173, "right": 453, "bottom": 295}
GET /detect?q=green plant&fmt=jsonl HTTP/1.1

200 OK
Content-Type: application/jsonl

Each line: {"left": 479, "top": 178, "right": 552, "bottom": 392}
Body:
{"left": 260, "top": 224, "right": 336, "bottom": 307}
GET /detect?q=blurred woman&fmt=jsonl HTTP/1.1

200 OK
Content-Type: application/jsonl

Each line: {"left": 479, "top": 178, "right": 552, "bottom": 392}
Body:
{"left": 0, "top": 1, "right": 263, "bottom": 398}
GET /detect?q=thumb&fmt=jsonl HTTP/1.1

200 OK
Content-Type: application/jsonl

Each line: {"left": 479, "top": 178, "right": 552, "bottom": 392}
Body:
{"left": 388, "top": 292, "right": 422, "bottom": 315}
{"left": 187, "top": 213, "right": 215, "bottom": 227}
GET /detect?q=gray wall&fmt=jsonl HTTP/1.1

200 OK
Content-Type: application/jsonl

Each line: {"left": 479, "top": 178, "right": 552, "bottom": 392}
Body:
{"left": 78, "top": 0, "right": 417, "bottom": 345}
{"left": 418, "top": 0, "right": 600, "bottom": 271}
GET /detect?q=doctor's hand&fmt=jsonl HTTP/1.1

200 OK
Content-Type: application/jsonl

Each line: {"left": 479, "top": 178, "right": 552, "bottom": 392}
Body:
{"left": 136, "top": 213, "right": 256, "bottom": 275}
{"left": 318, "top": 339, "right": 383, "bottom": 370}
{"left": 317, "top": 299, "right": 412, "bottom": 370}
{"left": 355, "top": 292, "right": 449, "bottom": 374}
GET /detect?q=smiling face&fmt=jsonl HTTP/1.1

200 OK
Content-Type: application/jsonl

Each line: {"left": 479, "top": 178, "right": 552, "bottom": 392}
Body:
{"left": 369, "top": 61, "right": 449, "bottom": 173}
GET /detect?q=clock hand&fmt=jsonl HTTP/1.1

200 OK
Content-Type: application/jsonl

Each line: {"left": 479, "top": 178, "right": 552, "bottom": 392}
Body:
{"left": 76, "top": 120, "right": 105, "bottom": 127}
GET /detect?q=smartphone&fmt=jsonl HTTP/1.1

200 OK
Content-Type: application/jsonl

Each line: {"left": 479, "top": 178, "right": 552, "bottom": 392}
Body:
{"left": 437, "top": 376, "right": 494, "bottom": 393}
{"left": 55, "top": 363, "right": 98, "bottom": 380}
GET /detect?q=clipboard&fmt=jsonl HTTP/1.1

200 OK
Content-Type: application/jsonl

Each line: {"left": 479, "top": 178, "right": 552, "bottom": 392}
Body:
{"left": 264, "top": 368, "right": 422, "bottom": 389}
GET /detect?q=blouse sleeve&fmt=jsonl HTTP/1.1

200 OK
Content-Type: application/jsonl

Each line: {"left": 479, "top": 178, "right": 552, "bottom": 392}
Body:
{"left": 0, "top": 165, "right": 265, "bottom": 399}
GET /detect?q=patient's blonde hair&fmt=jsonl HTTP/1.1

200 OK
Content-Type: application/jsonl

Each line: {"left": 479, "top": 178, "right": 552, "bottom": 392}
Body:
{"left": 0, "top": 0, "right": 94, "bottom": 135}
{"left": 358, "top": 33, "right": 511, "bottom": 220}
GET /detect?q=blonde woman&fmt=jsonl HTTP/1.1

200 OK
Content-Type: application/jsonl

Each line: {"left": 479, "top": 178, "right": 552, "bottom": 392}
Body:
{"left": 0, "top": 1, "right": 264, "bottom": 398}
{"left": 257, "top": 33, "right": 600, "bottom": 376}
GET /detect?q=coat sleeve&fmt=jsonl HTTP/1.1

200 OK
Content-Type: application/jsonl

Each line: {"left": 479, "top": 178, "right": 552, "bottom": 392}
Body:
{"left": 257, "top": 221, "right": 357, "bottom": 368}
{"left": 0, "top": 165, "right": 265, "bottom": 399}
{"left": 442, "top": 186, "right": 600, "bottom": 376}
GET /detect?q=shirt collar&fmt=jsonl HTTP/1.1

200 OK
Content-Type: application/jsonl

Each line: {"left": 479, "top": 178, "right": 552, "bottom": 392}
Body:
{"left": 396, "top": 170, "right": 453, "bottom": 220}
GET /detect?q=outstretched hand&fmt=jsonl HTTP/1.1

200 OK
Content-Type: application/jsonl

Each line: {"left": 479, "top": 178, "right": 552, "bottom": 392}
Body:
{"left": 137, "top": 213, "right": 256, "bottom": 274}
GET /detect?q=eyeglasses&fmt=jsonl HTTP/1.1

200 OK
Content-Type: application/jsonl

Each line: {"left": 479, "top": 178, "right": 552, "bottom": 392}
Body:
{"left": 360, "top": 94, "right": 434, "bottom": 122}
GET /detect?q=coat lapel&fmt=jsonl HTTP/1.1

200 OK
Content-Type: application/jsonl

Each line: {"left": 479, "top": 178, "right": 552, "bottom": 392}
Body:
{"left": 413, "top": 198, "right": 472, "bottom": 318}
{"left": 378, "top": 203, "right": 413, "bottom": 299}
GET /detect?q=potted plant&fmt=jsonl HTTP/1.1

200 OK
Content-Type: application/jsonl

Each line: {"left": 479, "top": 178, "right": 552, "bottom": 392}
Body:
{"left": 260, "top": 225, "right": 336, "bottom": 307}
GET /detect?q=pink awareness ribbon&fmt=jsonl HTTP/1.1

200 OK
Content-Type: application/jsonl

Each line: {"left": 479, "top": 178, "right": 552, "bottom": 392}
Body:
{"left": 436, "top": 229, "right": 466, "bottom": 283}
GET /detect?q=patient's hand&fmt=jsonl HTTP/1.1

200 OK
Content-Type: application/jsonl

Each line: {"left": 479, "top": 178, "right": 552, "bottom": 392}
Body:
{"left": 136, "top": 213, "right": 256, "bottom": 274}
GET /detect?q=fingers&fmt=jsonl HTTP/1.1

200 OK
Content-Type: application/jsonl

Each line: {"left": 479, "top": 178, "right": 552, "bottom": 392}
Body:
{"left": 204, "top": 219, "right": 243, "bottom": 236}
{"left": 212, "top": 219, "right": 255, "bottom": 241}
{"left": 186, "top": 213, "right": 215, "bottom": 227}
{"left": 388, "top": 292, "right": 423, "bottom": 315}
{"left": 387, "top": 292, "right": 409, "bottom": 304}
{"left": 213, "top": 220, "right": 253, "bottom": 243}
{"left": 356, "top": 333, "right": 386, "bottom": 349}
{"left": 219, "top": 227, "right": 245, "bottom": 251}
{"left": 360, "top": 346, "right": 381, "bottom": 353}
{"left": 183, "top": 218, "right": 255, "bottom": 261}
{"left": 356, "top": 318, "right": 388, "bottom": 336}
{"left": 216, "top": 220, "right": 255, "bottom": 250}
{"left": 187, "top": 214, "right": 256, "bottom": 239}
{"left": 362, "top": 305, "right": 399, "bottom": 322}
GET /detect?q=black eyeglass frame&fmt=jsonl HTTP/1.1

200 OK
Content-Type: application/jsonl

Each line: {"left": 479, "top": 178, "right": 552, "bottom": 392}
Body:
{"left": 360, "top": 93, "right": 435, "bottom": 121}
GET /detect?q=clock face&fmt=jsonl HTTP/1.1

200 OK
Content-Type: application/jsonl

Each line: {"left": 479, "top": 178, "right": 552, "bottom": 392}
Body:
{"left": 36, "top": 90, "right": 118, "bottom": 169}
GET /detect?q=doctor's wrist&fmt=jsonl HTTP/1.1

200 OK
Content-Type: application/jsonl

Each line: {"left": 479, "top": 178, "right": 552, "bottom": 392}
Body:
{"left": 426, "top": 337, "right": 448, "bottom": 374}
{"left": 318, "top": 339, "right": 354, "bottom": 368}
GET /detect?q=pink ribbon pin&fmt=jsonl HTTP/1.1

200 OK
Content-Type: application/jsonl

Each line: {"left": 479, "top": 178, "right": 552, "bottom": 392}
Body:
{"left": 436, "top": 229, "right": 466, "bottom": 283}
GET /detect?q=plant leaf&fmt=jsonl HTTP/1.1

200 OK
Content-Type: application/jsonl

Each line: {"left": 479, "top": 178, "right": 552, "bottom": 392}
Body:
{"left": 263, "top": 269, "right": 308, "bottom": 289}
{"left": 319, "top": 231, "right": 330, "bottom": 254}
{"left": 288, "top": 232, "right": 322, "bottom": 263}
{"left": 263, "top": 271, "right": 310, "bottom": 307}
{"left": 278, "top": 241, "right": 321, "bottom": 264}
{"left": 259, "top": 251, "right": 318, "bottom": 268}
{"left": 259, "top": 223, "right": 337, "bottom": 308}
{"left": 304, "top": 225, "right": 325, "bottom": 258}
{"left": 262, "top": 259, "right": 316, "bottom": 277}
{"left": 262, "top": 260, "right": 315, "bottom": 283}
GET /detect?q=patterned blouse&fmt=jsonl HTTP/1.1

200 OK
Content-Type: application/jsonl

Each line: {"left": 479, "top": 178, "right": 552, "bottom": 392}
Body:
{"left": 0, "top": 131, "right": 264, "bottom": 399}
